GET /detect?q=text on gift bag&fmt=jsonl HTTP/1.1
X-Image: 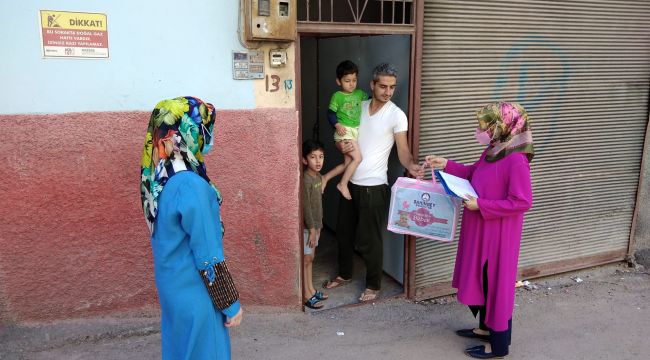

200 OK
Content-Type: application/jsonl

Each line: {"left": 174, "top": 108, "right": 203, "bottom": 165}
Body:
{"left": 387, "top": 177, "right": 461, "bottom": 242}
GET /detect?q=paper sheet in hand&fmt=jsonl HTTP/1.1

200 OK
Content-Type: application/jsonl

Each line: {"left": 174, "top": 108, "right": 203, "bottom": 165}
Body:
{"left": 434, "top": 170, "right": 478, "bottom": 200}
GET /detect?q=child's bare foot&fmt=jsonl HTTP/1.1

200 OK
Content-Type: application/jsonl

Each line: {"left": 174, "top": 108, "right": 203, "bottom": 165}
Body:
{"left": 337, "top": 182, "right": 352, "bottom": 200}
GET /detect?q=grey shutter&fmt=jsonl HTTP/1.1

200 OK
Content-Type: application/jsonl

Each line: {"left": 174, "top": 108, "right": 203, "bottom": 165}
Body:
{"left": 415, "top": 0, "right": 650, "bottom": 297}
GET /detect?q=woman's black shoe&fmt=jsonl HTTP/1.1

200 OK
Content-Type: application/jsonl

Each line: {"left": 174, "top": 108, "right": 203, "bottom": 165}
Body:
{"left": 465, "top": 345, "right": 484, "bottom": 352}
{"left": 464, "top": 345, "right": 505, "bottom": 359}
{"left": 456, "top": 328, "right": 490, "bottom": 342}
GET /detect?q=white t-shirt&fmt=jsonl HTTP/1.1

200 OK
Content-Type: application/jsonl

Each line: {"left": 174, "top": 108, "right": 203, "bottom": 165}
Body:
{"left": 351, "top": 100, "right": 408, "bottom": 186}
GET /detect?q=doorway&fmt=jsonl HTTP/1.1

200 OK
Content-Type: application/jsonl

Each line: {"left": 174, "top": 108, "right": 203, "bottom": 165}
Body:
{"left": 299, "top": 34, "right": 412, "bottom": 310}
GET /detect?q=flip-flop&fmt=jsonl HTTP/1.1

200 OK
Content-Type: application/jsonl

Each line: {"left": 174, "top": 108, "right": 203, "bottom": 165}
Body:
{"left": 314, "top": 291, "right": 329, "bottom": 300}
{"left": 323, "top": 276, "right": 351, "bottom": 289}
{"left": 304, "top": 294, "right": 324, "bottom": 309}
{"left": 358, "top": 289, "right": 379, "bottom": 302}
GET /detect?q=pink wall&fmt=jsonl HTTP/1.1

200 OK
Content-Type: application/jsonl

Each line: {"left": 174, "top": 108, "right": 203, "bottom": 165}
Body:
{"left": 0, "top": 108, "right": 301, "bottom": 323}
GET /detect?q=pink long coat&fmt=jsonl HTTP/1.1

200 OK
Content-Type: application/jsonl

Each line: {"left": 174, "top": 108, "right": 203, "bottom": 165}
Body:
{"left": 445, "top": 151, "right": 532, "bottom": 332}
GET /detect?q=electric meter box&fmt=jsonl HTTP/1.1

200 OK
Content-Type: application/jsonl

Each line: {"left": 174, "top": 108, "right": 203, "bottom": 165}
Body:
{"left": 269, "top": 49, "right": 287, "bottom": 67}
{"left": 245, "top": 0, "right": 296, "bottom": 41}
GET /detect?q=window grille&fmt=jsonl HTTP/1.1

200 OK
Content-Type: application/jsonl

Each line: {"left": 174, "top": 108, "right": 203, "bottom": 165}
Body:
{"left": 298, "top": 0, "right": 415, "bottom": 25}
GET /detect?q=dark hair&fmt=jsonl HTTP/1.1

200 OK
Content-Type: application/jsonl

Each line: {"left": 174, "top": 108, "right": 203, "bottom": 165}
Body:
{"left": 302, "top": 139, "right": 325, "bottom": 159}
{"left": 336, "top": 60, "right": 359, "bottom": 80}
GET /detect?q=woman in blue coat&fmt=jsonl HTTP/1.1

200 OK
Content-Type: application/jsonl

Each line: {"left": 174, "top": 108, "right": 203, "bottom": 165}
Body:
{"left": 140, "top": 96, "right": 243, "bottom": 359}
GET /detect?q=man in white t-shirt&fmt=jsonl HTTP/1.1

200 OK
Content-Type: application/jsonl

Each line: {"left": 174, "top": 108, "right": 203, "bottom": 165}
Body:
{"left": 323, "top": 63, "right": 423, "bottom": 302}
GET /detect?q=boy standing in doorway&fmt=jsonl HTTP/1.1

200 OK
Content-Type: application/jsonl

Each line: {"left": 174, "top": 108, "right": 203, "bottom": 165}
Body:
{"left": 324, "top": 63, "right": 423, "bottom": 302}
{"left": 302, "top": 139, "right": 332, "bottom": 309}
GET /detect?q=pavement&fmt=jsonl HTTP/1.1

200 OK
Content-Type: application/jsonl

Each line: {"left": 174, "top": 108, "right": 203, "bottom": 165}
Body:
{"left": 1, "top": 263, "right": 648, "bottom": 360}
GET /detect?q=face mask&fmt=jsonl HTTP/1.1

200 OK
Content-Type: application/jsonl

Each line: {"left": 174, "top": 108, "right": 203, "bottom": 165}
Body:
{"left": 201, "top": 124, "right": 214, "bottom": 155}
{"left": 474, "top": 128, "right": 492, "bottom": 145}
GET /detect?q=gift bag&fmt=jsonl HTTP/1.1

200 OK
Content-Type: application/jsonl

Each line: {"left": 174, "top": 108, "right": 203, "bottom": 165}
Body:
{"left": 387, "top": 171, "right": 461, "bottom": 242}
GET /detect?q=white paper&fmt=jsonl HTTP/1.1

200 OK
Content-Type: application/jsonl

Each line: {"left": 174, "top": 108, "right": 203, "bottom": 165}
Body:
{"left": 437, "top": 171, "right": 478, "bottom": 200}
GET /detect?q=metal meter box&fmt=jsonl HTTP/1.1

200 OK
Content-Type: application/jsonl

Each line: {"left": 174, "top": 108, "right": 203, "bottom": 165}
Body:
{"left": 244, "top": 0, "right": 296, "bottom": 41}
{"left": 269, "top": 48, "right": 287, "bottom": 67}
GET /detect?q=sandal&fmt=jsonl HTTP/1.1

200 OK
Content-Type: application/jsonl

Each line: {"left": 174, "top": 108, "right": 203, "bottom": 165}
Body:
{"left": 314, "top": 291, "right": 329, "bottom": 300}
{"left": 323, "top": 276, "right": 351, "bottom": 289}
{"left": 358, "top": 288, "right": 379, "bottom": 302}
{"left": 304, "top": 294, "right": 324, "bottom": 309}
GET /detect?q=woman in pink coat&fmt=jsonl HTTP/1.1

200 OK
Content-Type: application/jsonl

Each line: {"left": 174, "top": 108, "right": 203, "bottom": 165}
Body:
{"left": 427, "top": 102, "right": 533, "bottom": 359}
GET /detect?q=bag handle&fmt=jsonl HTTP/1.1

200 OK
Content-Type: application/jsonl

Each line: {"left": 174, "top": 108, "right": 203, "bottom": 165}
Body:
{"left": 417, "top": 160, "right": 437, "bottom": 184}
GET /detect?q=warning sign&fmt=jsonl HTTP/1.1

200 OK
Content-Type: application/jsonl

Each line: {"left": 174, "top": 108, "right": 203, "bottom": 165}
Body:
{"left": 39, "top": 10, "right": 109, "bottom": 59}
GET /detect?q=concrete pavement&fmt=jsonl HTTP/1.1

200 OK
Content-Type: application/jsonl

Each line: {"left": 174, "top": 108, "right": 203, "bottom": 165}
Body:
{"left": 1, "top": 263, "right": 648, "bottom": 360}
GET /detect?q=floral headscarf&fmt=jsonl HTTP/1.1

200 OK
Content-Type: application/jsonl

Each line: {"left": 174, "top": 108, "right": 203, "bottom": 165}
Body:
{"left": 140, "top": 96, "right": 221, "bottom": 234}
{"left": 476, "top": 102, "right": 534, "bottom": 163}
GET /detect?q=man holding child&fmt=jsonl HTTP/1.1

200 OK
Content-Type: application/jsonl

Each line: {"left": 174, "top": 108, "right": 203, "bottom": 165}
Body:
{"left": 324, "top": 63, "right": 423, "bottom": 302}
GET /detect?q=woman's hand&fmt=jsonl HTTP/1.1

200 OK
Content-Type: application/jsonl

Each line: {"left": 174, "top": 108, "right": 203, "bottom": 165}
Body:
{"left": 335, "top": 123, "right": 347, "bottom": 136}
{"left": 225, "top": 307, "right": 243, "bottom": 328}
{"left": 463, "top": 195, "right": 479, "bottom": 211}
{"left": 425, "top": 155, "right": 448, "bottom": 169}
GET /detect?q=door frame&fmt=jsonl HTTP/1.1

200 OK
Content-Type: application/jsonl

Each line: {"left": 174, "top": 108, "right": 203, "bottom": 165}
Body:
{"left": 294, "top": 0, "right": 425, "bottom": 300}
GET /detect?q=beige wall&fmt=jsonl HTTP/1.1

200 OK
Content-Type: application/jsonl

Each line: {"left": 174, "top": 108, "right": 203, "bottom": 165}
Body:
{"left": 254, "top": 44, "right": 297, "bottom": 108}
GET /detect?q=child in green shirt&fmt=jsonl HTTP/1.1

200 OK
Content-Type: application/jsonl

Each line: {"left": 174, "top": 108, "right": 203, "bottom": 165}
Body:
{"left": 327, "top": 60, "right": 368, "bottom": 200}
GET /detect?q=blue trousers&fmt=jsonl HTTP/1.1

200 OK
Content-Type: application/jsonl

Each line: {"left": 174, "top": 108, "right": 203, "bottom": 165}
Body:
{"left": 468, "top": 262, "right": 512, "bottom": 357}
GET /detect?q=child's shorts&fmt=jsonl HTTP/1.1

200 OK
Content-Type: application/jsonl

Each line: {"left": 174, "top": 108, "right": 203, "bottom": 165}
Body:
{"left": 334, "top": 124, "right": 359, "bottom": 142}
{"left": 303, "top": 229, "right": 320, "bottom": 255}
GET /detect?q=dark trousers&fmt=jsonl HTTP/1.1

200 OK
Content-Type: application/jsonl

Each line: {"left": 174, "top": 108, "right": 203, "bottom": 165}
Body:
{"left": 468, "top": 262, "right": 512, "bottom": 357}
{"left": 336, "top": 183, "right": 388, "bottom": 291}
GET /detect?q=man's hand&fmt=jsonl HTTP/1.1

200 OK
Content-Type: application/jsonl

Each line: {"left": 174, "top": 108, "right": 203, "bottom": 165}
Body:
{"left": 225, "top": 307, "right": 243, "bottom": 328}
{"left": 407, "top": 162, "right": 425, "bottom": 179}
{"left": 336, "top": 140, "right": 355, "bottom": 154}
{"left": 335, "top": 123, "right": 347, "bottom": 136}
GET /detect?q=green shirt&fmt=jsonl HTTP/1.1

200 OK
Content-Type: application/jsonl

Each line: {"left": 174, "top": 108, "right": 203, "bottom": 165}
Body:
{"left": 328, "top": 89, "right": 368, "bottom": 128}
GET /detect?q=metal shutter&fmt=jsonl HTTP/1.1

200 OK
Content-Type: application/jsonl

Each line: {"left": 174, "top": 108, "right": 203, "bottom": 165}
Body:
{"left": 415, "top": 0, "right": 650, "bottom": 297}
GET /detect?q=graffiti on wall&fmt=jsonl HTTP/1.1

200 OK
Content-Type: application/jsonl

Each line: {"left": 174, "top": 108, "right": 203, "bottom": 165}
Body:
{"left": 265, "top": 75, "right": 280, "bottom": 92}
{"left": 265, "top": 75, "right": 294, "bottom": 93}
{"left": 493, "top": 36, "right": 572, "bottom": 150}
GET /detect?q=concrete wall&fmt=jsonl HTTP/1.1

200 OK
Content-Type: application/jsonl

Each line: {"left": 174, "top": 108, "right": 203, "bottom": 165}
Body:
{"left": 0, "top": 0, "right": 256, "bottom": 113}
{"left": 0, "top": 109, "right": 301, "bottom": 323}
{"left": 0, "top": 0, "right": 301, "bottom": 323}
{"left": 633, "top": 116, "right": 650, "bottom": 267}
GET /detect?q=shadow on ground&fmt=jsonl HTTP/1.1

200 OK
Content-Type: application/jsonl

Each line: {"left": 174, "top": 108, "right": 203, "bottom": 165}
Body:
{"left": 307, "top": 227, "right": 403, "bottom": 312}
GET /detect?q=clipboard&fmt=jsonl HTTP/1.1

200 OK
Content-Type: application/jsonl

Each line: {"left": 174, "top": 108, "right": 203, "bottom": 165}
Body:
{"left": 433, "top": 170, "right": 478, "bottom": 201}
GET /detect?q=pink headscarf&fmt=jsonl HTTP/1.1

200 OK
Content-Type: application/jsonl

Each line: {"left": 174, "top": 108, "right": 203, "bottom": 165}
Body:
{"left": 476, "top": 102, "right": 534, "bottom": 162}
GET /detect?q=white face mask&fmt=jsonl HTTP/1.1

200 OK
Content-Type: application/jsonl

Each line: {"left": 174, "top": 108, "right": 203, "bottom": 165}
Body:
{"left": 201, "top": 124, "right": 214, "bottom": 155}
{"left": 474, "top": 128, "right": 492, "bottom": 145}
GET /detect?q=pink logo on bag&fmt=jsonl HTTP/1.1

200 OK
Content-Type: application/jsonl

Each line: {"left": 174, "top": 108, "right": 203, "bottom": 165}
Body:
{"left": 408, "top": 207, "right": 448, "bottom": 226}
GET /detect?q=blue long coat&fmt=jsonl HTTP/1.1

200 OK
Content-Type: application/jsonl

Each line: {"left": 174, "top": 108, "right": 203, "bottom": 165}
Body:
{"left": 152, "top": 171, "right": 240, "bottom": 360}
